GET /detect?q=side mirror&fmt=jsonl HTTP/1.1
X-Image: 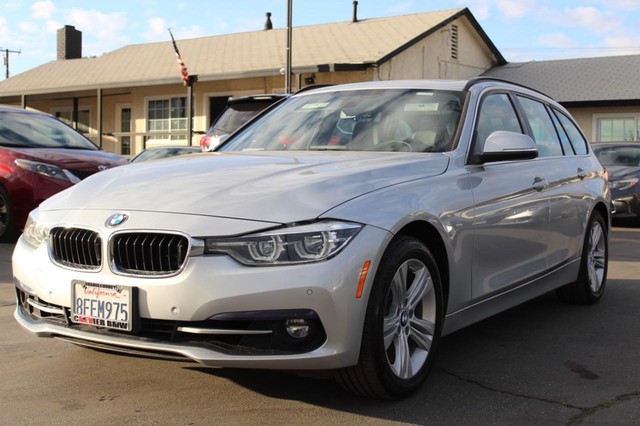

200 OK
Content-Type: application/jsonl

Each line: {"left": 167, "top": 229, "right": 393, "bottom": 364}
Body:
{"left": 471, "top": 131, "right": 538, "bottom": 164}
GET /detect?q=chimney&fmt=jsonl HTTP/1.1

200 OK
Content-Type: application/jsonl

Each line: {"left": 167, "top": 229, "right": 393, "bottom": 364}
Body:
{"left": 352, "top": 1, "right": 358, "bottom": 23}
{"left": 57, "top": 25, "right": 82, "bottom": 60}
{"left": 264, "top": 12, "right": 273, "bottom": 30}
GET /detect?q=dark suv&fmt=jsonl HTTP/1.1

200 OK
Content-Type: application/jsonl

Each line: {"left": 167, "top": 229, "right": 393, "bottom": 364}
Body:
{"left": 200, "top": 94, "right": 287, "bottom": 151}
{"left": 0, "top": 106, "right": 128, "bottom": 241}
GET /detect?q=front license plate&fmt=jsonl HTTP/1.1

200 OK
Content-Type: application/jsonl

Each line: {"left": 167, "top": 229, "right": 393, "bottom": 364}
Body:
{"left": 71, "top": 281, "right": 133, "bottom": 331}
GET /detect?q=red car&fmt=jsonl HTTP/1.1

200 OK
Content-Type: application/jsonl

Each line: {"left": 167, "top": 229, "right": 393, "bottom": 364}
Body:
{"left": 0, "top": 106, "right": 128, "bottom": 241}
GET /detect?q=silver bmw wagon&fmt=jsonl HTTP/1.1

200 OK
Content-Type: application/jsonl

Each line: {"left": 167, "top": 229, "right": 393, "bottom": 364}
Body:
{"left": 13, "top": 78, "right": 611, "bottom": 399}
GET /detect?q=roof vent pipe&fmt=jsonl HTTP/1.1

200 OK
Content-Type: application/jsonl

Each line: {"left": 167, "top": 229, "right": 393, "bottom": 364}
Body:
{"left": 264, "top": 12, "right": 273, "bottom": 30}
{"left": 352, "top": 1, "right": 358, "bottom": 23}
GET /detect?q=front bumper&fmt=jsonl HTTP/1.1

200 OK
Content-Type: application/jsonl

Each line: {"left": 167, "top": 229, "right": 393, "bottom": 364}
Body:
{"left": 611, "top": 193, "right": 640, "bottom": 219}
{"left": 13, "top": 223, "right": 391, "bottom": 369}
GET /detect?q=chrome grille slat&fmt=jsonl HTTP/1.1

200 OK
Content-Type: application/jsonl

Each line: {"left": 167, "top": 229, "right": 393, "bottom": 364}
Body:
{"left": 49, "top": 227, "right": 188, "bottom": 276}
{"left": 50, "top": 227, "right": 102, "bottom": 270}
{"left": 111, "top": 232, "right": 189, "bottom": 276}
{"left": 71, "top": 228, "right": 81, "bottom": 265}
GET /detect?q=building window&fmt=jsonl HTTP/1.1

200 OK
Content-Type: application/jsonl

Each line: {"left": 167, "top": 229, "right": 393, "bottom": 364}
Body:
{"left": 597, "top": 116, "right": 640, "bottom": 142}
{"left": 120, "top": 107, "right": 132, "bottom": 155}
{"left": 147, "top": 97, "right": 187, "bottom": 140}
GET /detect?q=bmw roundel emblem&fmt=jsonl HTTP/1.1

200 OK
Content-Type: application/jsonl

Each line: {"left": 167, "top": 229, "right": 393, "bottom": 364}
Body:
{"left": 106, "top": 213, "right": 129, "bottom": 228}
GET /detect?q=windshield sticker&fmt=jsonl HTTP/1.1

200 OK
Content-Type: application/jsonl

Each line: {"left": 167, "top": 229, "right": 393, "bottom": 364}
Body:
{"left": 405, "top": 103, "right": 439, "bottom": 112}
{"left": 300, "top": 102, "right": 331, "bottom": 110}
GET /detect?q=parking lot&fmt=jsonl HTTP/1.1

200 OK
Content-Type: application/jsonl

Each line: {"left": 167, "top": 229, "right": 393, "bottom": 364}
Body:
{"left": 1, "top": 224, "right": 639, "bottom": 425}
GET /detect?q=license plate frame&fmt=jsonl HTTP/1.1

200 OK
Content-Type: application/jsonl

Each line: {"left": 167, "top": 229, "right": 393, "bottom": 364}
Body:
{"left": 71, "top": 281, "right": 134, "bottom": 332}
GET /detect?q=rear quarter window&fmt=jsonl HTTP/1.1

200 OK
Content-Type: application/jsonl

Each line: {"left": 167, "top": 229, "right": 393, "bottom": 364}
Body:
{"left": 553, "top": 110, "right": 588, "bottom": 155}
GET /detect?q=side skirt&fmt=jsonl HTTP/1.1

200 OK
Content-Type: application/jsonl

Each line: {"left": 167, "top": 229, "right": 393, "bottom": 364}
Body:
{"left": 442, "top": 258, "right": 580, "bottom": 336}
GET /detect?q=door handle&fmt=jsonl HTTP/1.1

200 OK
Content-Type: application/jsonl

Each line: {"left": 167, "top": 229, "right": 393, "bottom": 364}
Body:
{"left": 533, "top": 176, "right": 548, "bottom": 191}
{"left": 577, "top": 168, "right": 587, "bottom": 180}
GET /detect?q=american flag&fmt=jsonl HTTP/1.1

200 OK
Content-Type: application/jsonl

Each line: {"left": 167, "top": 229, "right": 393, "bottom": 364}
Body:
{"left": 168, "top": 28, "right": 190, "bottom": 86}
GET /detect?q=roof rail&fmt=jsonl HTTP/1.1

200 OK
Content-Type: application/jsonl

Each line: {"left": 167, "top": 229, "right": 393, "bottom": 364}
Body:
{"left": 463, "top": 76, "right": 550, "bottom": 98}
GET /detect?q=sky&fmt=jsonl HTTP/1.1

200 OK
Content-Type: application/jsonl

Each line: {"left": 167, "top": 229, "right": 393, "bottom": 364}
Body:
{"left": 1, "top": 0, "right": 640, "bottom": 79}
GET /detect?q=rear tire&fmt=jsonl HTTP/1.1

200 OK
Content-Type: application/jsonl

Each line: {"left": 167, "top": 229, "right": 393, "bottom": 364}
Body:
{"left": 0, "top": 186, "right": 18, "bottom": 243}
{"left": 556, "top": 211, "right": 608, "bottom": 304}
{"left": 336, "top": 236, "right": 444, "bottom": 399}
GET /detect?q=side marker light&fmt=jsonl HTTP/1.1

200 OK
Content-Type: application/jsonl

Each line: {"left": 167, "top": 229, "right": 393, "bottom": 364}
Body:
{"left": 356, "top": 260, "right": 371, "bottom": 299}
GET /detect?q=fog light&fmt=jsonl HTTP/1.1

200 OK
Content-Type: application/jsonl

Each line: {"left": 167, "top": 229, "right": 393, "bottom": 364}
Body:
{"left": 285, "top": 319, "right": 310, "bottom": 338}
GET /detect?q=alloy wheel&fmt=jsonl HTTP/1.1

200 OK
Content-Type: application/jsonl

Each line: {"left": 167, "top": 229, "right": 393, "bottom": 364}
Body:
{"left": 587, "top": 220, "right": 606, "bottom": 293}
{"left": 383, "top": 258, "right": 436, "bottom": 379}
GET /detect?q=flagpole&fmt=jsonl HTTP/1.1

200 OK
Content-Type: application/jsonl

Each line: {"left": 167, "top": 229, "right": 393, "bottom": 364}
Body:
{"left": 186, "top": 83, "right": 193, "bottom": 146}
{"left": 286, "top": 0, "right": 292, "bottom": 94}
{"left": 168, "top": 28, "right": 195, "bottom": 145}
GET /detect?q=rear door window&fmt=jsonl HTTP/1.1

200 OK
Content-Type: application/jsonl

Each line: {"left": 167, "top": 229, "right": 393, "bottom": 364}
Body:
{"left": 517, "top": 96, "right": 563, "bottom": 157}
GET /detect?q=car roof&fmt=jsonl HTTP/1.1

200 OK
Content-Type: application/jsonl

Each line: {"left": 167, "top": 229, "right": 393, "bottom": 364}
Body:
{"left": 294, "top": 80, "right": 469, "bottom": 96}
{"left": 289, "top": 78, "right": 550, "bottom": 99}
{"left": 592, "top": 142, "right": 640, "bottom": 147}
{"left": 143, "top": 145, "right": 200, "bottom": 149}
{"left": 0, "top": 105, "right": 48, "bottom": 115}
{"left": 227, "top": 94, "right": 288, "bottom": 105}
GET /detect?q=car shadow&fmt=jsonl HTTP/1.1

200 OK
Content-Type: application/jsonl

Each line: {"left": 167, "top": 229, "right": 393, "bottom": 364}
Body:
{"left": 612, "top": 218, "right": 639, "bottom": 228}
{"left": 183, "top": 288, "right": 624, "bottom": 424}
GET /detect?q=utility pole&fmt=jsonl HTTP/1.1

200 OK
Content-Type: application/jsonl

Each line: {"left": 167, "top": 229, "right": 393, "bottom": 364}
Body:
{"left": 1, "top": 47, "right": 21, "bottom": 79}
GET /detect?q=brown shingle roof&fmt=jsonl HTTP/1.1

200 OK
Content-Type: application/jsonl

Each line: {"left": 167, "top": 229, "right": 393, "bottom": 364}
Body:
{"left": 0, "top": 8, "right": 503, "bottom": 96}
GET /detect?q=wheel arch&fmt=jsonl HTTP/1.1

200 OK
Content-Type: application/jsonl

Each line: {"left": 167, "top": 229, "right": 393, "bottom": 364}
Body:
{"left": 395, "top": 220, "right": 450, "bottom": 311}
{"left": 592, "top": 200, "right": 611, "bottom": 229}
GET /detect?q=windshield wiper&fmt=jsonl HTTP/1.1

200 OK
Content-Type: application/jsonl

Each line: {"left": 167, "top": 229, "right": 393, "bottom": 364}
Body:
{"left": 308, "top": 145, "right": 347, "bottom": 151}
{"left": 0, "top": 142, "right": 33, "bottom": 148}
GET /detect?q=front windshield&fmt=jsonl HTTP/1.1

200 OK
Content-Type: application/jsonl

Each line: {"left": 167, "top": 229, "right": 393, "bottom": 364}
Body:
{"left": 0, "top": 110, "right": 99, "bottom": 150}
{"left": 220, "top": 89, "right": 463, "bottom": 153}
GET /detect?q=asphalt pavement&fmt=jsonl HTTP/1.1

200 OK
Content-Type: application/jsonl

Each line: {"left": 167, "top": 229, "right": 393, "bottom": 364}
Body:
{"left": 1, "top": 225, "right": 639, "bottom": 425}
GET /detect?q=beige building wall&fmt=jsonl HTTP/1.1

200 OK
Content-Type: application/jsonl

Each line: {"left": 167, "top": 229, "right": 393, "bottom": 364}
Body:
{"left": 567, "top": 105, "right": 640, "bottom": 143}
{"left": 376, "top": 17, "right": 498, "bottom": 81}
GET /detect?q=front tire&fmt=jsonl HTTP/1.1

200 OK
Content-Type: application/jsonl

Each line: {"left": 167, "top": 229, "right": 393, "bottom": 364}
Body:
{"left": 336, "top": 236, "right": 444, "bottom": 399}
{"left": 556, "top": 211, "right": 608, "bottom": 304}
{"left": 0, "top": 186, "right": 17, "bottom": 243}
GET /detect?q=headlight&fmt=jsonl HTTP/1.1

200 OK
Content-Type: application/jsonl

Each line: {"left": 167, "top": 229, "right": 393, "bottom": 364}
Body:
{"left": 15, "top": 159, "right": 80, "bottom": 183}
{"left": 609, "top": 178, "right": 639, "bottom": 191}
{"left": 22, "top": 209, "right": 50, "bottom": 248}
{"left": 204, "top": 221, "right": 362, "bottom": 265}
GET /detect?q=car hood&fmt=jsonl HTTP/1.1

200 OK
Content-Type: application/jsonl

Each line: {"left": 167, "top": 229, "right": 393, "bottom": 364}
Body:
{"left": 607, "top": 165, "right": 640, "bottom": 181}
{"left": 42, "top": 151, "right": 449, "bottom": 224}
{"left": 6, "top": 147, "right": 127, "bottom": 171}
